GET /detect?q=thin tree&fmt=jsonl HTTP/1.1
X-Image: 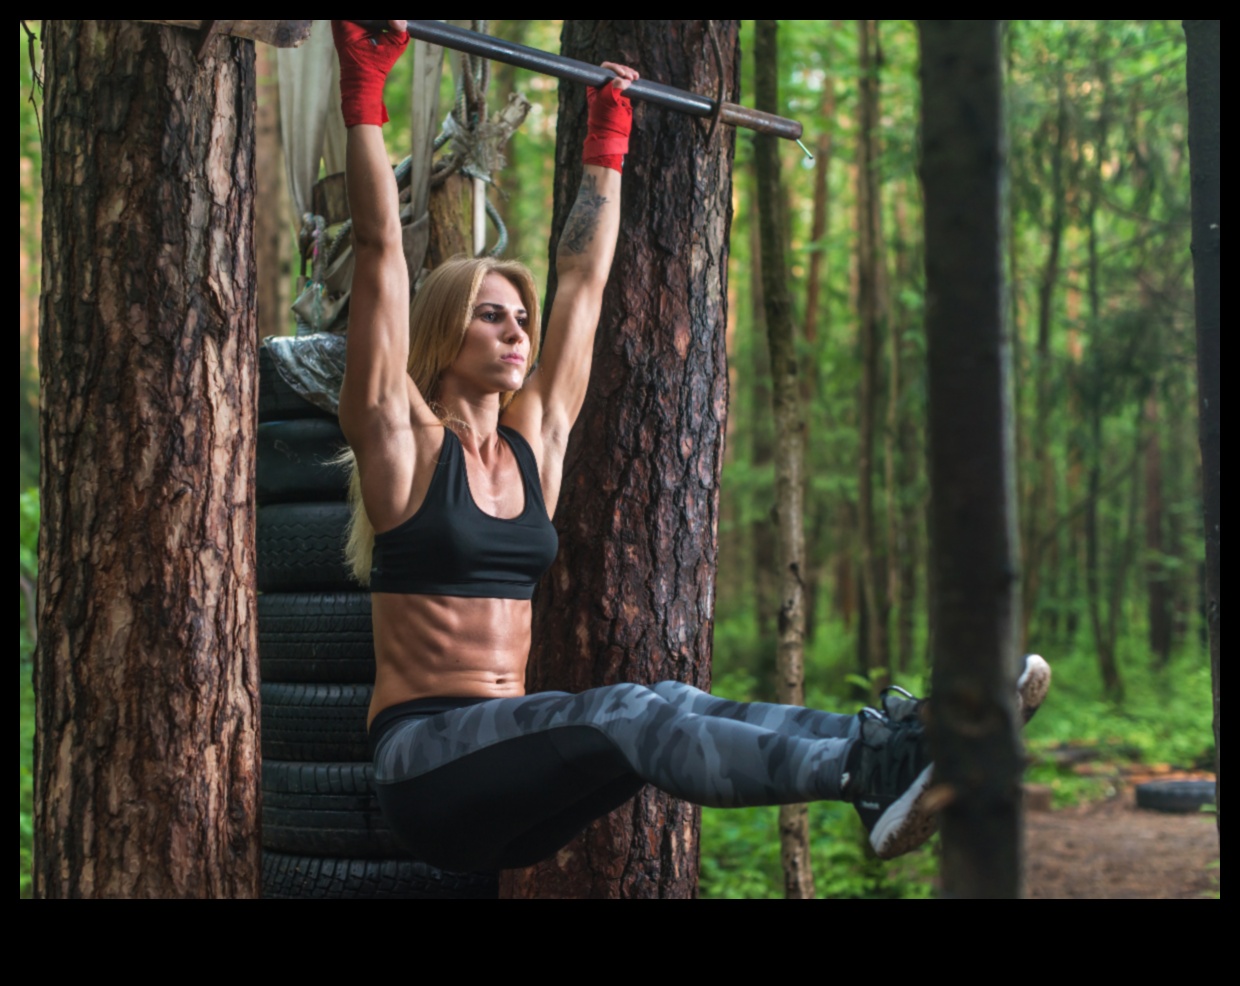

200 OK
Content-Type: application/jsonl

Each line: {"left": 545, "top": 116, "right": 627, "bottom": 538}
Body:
{"left": 499, "top": 19, "right": 738, "bottom": 899}
{"left": 35, "top": 21, "right": 260, "bottom": 898}
{"left": 856, "top": 18, "right": 891, "bottom": 685}
{"left": 1183, "top": 18, "right": 1220, "bottom": 840}
{"left": 919, "top": 19, "right": 1024, "bottom": 899}
{"left": 754, "top": 19, "right": 814, "bottom": 900}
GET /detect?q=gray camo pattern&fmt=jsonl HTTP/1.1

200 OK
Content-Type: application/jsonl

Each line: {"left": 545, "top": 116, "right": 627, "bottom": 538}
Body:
{"left": 373, "top": 680, "right": 859, "bottom": 808}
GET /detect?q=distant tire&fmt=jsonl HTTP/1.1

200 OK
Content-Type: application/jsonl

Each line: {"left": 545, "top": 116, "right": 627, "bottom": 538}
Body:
{"left": 257, "top": 502, "right": 354, "bottom": 593}
{"left": 1135, "top": 779, "right": 1216, "bottom": 813}
{"left": 261, "top": 682, "right": 371, "bottom": 762}
{"left": 262, "top": 761, "right": 403, "bottom": 857}
{"left": 259, "top": 345, "right": 336, "bottom": 423}
{"left": 259, "top": 592, "right": 374, "bottom": 683}
{"left": 257, "top": 419, "right": 350, "bottom": 504}
{"left": 262, "top": 851, "right": 498, "bottom": 900}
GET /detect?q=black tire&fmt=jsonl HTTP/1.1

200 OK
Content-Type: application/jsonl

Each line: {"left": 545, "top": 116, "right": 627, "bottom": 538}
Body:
{"left": 257, "top": 502, "right": 355, "bottom": 593}
{"left": 261, "top": 682, "right": 371, "bottom": 762}
{"left": 262, "top": 851, "right": 498, "bottom": 899}
{"left": 1135, "top": 779, "right": 1216, "bottom": 813}
{"left": 262, "top": 761, "right": 404, "bottom": 857}
{"left": 259, "top": 592, "right": 375, "bottom": 683}
{"left": 257, "top": 419, "right": 351, "bottom": 505}
{"left": 259, "top": 345, "right": 336, "bottom": 423}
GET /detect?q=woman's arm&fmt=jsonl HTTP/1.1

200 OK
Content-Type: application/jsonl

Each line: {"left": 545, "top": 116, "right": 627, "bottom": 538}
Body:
{"left": 332, "top": 22, "right": 438, "bottom": 530}
{"left": 504, "top": 64, "right": 636, "bottom": 495}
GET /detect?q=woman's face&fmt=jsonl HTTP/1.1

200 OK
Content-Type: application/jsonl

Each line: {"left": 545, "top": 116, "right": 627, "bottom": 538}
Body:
{"left": 446, "top": 273, "right": 531, "bottom": 397}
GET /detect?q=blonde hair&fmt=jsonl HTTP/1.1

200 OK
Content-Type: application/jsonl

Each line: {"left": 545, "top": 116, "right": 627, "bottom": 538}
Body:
{"left": 343, "top": 256, "right": 541, "bottom": 585}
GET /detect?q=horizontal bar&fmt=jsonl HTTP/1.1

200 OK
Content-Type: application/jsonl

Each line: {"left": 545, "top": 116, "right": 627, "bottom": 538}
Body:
{"left": 358, "top": 20, "right": 803, "bottom": 141}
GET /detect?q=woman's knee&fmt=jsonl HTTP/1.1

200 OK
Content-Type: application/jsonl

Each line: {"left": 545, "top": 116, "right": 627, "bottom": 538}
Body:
{"left": 650, "top": 679, "right": 708, "bottom": 707}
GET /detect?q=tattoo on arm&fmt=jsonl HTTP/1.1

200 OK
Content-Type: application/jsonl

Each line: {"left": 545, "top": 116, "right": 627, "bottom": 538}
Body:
{"left": 557, "top": 173, "right": 608, "bottom": 258}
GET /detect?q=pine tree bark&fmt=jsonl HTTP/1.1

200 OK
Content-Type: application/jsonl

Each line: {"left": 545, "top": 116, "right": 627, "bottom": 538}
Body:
{"left": 754, "top": 19, "right": 814, "bottom": 901}
{"left": 1183, "top": 18, "right": 1220, "bottom": 842}
{"left": 919, "top": 19, "right": 1024, "bottom": 899}
{"left": 498, "top": 19, "right": 737, "bottom": 899}
{"left": 35, "top": 21, "right": 259, "bottom": 898}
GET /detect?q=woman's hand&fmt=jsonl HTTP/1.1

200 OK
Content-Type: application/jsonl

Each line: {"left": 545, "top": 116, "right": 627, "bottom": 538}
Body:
{"left": 599, "top": 61, "right": 639, "bottom": 91}
{"left": 583, "top": 62, "right": 638, "bottom": 172}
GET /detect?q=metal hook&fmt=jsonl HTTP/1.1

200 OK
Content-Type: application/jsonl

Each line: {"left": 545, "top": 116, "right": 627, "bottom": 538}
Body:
{"left": 796, "top": 138, "right": 815, "bottom": 161}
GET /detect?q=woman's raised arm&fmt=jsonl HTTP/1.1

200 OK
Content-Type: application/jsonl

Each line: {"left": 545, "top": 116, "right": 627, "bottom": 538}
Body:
{"left": 331, "top": 22, "right": 439, "bottom": 531}
{"left": 504, "top": 64, "right": 636, "bottom": 473}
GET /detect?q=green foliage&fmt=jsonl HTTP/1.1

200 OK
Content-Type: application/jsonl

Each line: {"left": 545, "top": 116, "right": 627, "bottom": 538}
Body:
{"left": 700, "top": 802, "right": 936, "bottom": 899}
{"left": 1022, "top": 642, "right": 1214, "bottom": 808}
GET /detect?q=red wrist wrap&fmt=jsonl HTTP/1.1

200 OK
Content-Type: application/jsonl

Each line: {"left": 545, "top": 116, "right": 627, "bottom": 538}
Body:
{"left": 583, "top": 82, "right": 633, "bottom": 172}
{"left": 332, "top": 21, "right": 409, "bottom": 127}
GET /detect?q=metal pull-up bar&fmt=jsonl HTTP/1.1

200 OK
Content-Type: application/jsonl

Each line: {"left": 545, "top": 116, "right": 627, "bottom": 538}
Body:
{"left": 366, "top": 20, "right": 804, "bottom": 143}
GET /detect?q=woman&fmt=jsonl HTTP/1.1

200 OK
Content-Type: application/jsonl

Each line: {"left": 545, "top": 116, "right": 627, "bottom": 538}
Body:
{"left": 333, "top": 21, "right": 1050, "bottom": 874}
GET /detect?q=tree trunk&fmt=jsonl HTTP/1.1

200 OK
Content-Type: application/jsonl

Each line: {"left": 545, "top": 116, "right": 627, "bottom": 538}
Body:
{"left": 1183, "top": 18, "right": 1220, "bottom": 842}
{"left": 255, "top": 42, "right": 290, "bottom": 339}
{"left": 427, "top": 173, "right": 472, "bottom": 267}
{"left": 1021, "top": 70, "right": 1070, "bottom": 648}
{"left": 856, "top": 18, "right": 890, "bottom": 685}
{"left": 891, "top": 190, "right": 920, "bottom": 673}
{"left": 499, "top": 19, "right": 737, "bottom": 899}
{"left": 919, "top": 19, "right": 1024, "bottom": 899}
{"left": 801, "top": 56, "right": 836, "bottom": 647}
{"left": 754, "top": 19, "right": 814, "bottom": 901}
{"left": 35, "top": 21, "right": 259, "bottom": 899}
{"left": 750, "top": 208, "right": 778, "bottom": 685}
{"left": 1144, "top": 394, "right": 1173, "bottom": 664}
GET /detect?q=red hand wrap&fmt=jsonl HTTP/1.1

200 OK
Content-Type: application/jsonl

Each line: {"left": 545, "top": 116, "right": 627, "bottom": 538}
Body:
{"left": 332, "top": 21, "right": 409, "bottom": 127}
{"left": 582, "top": 82, "right": 633, "bottom": 172}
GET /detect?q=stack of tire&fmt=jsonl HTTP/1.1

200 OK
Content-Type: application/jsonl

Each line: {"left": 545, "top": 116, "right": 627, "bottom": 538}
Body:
{"left": 257, "top": 343, "right": 497, "bottom": 899}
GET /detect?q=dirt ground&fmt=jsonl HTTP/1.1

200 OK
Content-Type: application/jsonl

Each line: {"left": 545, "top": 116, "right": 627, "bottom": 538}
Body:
{"left": 1024, "top": 778, "right": 1219, "bottom": 899}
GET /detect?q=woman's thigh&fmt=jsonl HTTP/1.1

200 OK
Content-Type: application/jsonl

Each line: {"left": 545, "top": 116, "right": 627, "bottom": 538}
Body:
{"left": 375, "top": 716, "right": 641, "bottom": 872}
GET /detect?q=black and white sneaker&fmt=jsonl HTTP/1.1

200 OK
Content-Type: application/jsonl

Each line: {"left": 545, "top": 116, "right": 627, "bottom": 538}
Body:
{"left": 843, "top": 710, "right": 936, "bottom": 860}
{"left": 848, "top": 654, "right": 1053, "bottom": 859}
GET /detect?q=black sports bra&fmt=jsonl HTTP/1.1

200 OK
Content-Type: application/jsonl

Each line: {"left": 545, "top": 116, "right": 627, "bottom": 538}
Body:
{"left": 369, "top": 424, "right": 558, "bottom": 599}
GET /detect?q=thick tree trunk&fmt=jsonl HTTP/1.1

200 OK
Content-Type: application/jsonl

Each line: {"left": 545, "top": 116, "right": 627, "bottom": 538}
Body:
{"left": 499, "top": 19, "right": 737, "bottom": 899}
{"left": 856, "top": 19, "right": 891, "bottom": 685}
{"left": 919, "top": 19, "right": 1024, "bottom": 899}
{"left": 35, "top": 21, "right": 259, "bottom": 898}
{"left": 1183, "top": 18, "right": 1220, "bottom": 842}
{"left": 754, "top": 19, "right": 814, "bottom": 901}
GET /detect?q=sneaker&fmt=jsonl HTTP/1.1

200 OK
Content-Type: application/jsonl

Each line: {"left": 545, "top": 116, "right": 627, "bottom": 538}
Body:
{"left": 1017, "top": 654, "right": 1051, "bottom": 723}
{"left": 843, "top": 710, "right": 936, "bottom": 859}
{"left": 879, "top": 653, "right": 1052, "bottom": 726}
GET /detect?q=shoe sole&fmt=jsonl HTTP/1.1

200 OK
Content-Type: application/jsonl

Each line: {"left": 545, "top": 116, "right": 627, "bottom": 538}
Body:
{"left": 869, "top": 763, "right": 936, "bottom": 860}
{"left": 1018, "top": 654, "right": 1051, "bottom": 724}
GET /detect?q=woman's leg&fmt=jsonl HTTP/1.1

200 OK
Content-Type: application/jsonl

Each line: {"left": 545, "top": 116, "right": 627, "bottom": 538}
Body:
{"left": 373, "top": 683, "right": 861, "bottom": 870}
{"left": 649, "top": 680, "right": 859, "bottom": 740}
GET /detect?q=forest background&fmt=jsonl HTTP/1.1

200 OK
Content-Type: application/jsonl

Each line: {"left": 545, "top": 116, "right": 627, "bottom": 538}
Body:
{"left": 18, "top": 20, "right": 1215, "bottom": 897}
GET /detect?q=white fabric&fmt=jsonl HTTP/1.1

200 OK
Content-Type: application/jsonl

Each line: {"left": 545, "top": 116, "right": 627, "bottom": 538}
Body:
{"left": 276, "top": 21, "right": 346, "bottom": 228}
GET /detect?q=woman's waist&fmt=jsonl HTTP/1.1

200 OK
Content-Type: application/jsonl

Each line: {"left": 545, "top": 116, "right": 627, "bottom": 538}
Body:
{"left": 367, "top": 695, "right": 498, "bottom": 759}
{"left": 372, "top": 592, "right": 532, "bottom": 669}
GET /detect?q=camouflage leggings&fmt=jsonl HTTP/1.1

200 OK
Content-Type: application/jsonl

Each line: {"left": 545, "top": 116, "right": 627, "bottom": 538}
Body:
{"left": 370, "top": 681, "right": 859, "bottom": 871}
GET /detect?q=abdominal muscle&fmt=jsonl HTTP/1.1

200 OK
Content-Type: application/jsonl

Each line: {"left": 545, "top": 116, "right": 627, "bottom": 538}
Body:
{"left": 368, "top": 591, "right": 533, "bottom": 728}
